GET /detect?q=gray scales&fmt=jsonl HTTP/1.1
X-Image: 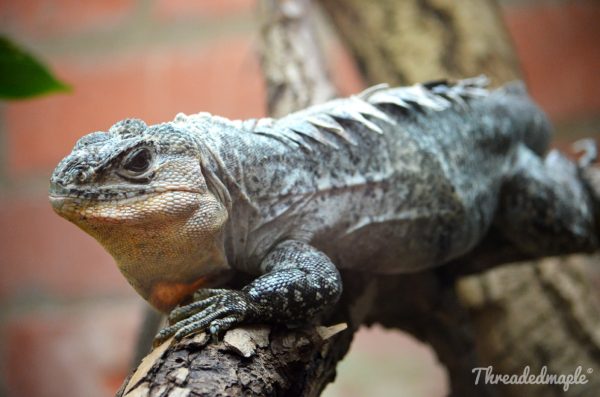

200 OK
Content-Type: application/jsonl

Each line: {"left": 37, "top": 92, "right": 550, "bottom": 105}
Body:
{"left": 49, "top": 77, "right": 598, "bottom": 344}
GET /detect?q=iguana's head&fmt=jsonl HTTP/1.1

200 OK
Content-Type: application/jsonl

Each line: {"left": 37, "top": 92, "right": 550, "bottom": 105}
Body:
{"left": 49, "top": 118, "right": 231, "bottom": 312}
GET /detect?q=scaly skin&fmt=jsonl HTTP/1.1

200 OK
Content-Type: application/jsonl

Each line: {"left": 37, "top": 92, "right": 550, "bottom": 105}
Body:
{"left": 49, "top": 77, "right": 597, "bottom": 345}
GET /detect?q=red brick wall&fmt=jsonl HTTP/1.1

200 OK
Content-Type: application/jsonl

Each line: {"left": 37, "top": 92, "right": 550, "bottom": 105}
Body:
{"left": 0, "top": 1, "right": 598, "bottom": 396}
{"left": 504, "top": 1, "right": 600, "bottom": 123}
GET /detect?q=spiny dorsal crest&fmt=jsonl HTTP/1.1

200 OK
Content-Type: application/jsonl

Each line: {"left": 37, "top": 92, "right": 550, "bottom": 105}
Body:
{"left": 248, "top": 76, "right": 490, "bottom": 151}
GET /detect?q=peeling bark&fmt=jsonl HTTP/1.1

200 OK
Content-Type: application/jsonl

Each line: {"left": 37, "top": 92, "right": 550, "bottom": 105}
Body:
{"left": 118, "top": 325, "right": 350, "bottom": 397}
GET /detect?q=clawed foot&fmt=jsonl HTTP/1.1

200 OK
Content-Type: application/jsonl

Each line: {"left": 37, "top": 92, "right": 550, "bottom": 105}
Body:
{"left": 573, "top": 138, "right": 597, "bottom": 168}
{"left": 153, "top": 289, "right": 258, "bottom": 347}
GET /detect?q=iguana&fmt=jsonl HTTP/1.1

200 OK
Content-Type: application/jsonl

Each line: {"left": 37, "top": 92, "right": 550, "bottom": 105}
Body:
{"left": 49, "top": 77, "right": 598, "bottom": 345}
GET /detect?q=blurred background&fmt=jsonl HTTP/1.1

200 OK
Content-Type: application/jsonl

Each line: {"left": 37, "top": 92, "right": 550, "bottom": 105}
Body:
{"left": 0, "top": 1, "right": 598, "bottom": 396}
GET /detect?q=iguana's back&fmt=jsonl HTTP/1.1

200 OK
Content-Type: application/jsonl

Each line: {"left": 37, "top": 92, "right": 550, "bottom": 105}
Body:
{"left": 193, "top": 78, "right": 550, "bottom": 273}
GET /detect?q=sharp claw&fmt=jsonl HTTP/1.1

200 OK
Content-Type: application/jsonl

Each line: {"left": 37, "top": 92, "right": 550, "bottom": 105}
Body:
{"left": 573, "top": 138, "right": 597, "bottom": 168}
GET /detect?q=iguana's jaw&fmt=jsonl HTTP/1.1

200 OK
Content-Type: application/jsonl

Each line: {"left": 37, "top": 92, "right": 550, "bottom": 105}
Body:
{"left": 50, "top": 189, "right": 232, "bottom": 312}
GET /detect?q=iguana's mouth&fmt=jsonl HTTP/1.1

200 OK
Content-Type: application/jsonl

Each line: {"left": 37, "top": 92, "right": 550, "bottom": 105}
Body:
{"left": 49, "top": 186, "right": 202, "bottom": 203}
{"left": 49, "top": 188, "right": 203, "bottom": 223}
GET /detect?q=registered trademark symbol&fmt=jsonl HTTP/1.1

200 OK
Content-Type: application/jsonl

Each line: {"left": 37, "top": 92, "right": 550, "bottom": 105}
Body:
{"left": 587, "top": 368, "right": 593, "bottom": 374}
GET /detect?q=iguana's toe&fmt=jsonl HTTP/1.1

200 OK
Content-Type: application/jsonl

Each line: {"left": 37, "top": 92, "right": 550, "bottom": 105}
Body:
{"left": 154, "top": 290, "right": 257, "bottom": 346}
{"left": 168, "top": 295, "right": 219, "bottom": 325}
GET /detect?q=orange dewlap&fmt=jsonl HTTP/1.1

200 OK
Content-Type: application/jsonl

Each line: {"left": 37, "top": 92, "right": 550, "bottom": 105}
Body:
{"left": 149, "top": 277, "right": 210, "bottom": 313}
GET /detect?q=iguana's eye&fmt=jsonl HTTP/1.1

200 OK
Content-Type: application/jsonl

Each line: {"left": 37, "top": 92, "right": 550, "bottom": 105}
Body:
{"left": 122, "top": 148, "right": 152, "bottom": 174}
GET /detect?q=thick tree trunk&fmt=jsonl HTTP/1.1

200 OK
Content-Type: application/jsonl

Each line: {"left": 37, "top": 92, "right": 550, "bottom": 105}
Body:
{"left": 320, "top": 0, "right": 520, "bottom": 86}
{"left": 117, "top": 0, "right": 600, "bottom": 396}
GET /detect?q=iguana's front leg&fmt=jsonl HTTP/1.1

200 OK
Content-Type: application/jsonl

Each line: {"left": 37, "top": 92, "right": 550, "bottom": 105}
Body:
{"left": 154, "top": 240, "right": 342, "bottom": 345}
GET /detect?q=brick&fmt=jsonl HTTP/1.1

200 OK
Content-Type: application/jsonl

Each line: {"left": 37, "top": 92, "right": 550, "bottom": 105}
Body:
{"left": 503, "top": 2, "right": 600, "bottom": 122}
{"left": 2, "top": 299, "right": 143, "bottom": 397}
{"left": 330, "top": 42, "right": 366, "bottom": 97}
{"left": 4, "top": 37, "right": 265, "bottom": 177}
{"left": 0, "top": 0, "right": 137, "bottom": 38}
{"left": 152, "top": 0, "right": 254, "bottom": 21}
{"left": 0, "top": 195, "right": 134, "bottom": 300}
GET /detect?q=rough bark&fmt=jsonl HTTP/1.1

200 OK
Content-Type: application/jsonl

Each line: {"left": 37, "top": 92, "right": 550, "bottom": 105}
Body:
{"left": 257, "top": 0, "right": 336, "bottom": 118}
{"left": 458, "top": 255, "right": 600, "bottom": 396}
{"left": 117, "top": 0, "right": 600, "bottom": 396}
{"left": 320, "top": 0, "right": 520, "bottom": 86}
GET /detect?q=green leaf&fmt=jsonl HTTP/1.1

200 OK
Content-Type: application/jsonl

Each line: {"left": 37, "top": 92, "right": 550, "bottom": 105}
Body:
{"left": 0, "top": 35, "right": 71, "bottom": 99}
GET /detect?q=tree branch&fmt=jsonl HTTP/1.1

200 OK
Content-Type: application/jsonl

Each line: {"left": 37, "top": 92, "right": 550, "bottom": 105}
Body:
{"left": 257, "top": 0, "right": 335, "bottom": 117}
